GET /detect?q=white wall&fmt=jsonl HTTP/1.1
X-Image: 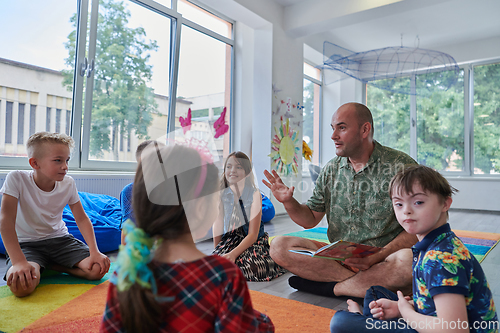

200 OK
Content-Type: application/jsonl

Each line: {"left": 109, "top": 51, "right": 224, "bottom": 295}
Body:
{"left": 449, "top": 178, "right": 500, "bottom": 212}
{"left": 233, "top": 20, "right": 274, "bottom": 197}
{"left": 439, "top": 36, "right": 500, "bottom": 64}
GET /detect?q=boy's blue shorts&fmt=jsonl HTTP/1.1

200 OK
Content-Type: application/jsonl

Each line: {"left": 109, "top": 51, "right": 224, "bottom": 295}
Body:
{"left": 3, "top": 234, "right": 90, "bottom": 280}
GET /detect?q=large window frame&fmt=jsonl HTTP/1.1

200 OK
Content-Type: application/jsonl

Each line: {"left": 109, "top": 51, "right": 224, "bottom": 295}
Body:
{"left": 0, "top": 0, "right": 234, "bottom": 172}
{"left": 365, "top": 57, "right": 500, "bottom": 178}
{"left": 302, "top": 60, "right": 322, "bottom": 175}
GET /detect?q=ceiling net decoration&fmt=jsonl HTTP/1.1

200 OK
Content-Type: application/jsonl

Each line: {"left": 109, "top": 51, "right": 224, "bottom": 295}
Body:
{"left": 320, "top": 41, "right": 459, "bottom": 95}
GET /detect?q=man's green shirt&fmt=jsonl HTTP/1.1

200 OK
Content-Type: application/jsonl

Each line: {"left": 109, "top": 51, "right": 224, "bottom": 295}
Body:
{"left": 307, "top": 141, "right": 417, "bottom": 247}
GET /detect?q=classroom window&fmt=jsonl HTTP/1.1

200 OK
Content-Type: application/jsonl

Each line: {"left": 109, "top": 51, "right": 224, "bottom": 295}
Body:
{"left": 175, "top": 23, "right": 232, "bottom": 165}
{"left": 473, "top": 62, "right": 500, "bottom": 175}
{"left": 366, "top": 77, "right": 411, "bottom": 156}
{"left": 416, "top": 70, "right": 465, "bottom": 171}
{"left": 365, "top": 64, "right": 500, "bottom": 176}
{"left": 83, "top": 0, "right": 172, "bottom": 163}
{"left": 302, "top": 62, "right": 322, "bottom": 174}
{"left": 0, "top": 0, "right": 233, "bottom": 170}
{"left": 367, "top": 72, "right": 465, "bottom": 173}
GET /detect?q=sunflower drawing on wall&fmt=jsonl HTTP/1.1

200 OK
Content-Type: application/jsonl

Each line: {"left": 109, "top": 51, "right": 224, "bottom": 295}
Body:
{"left": 269, "top": 116, "right": 301, "bottom": 176}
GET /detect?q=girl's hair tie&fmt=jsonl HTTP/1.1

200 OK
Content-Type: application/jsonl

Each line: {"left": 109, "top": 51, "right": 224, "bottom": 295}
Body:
{"left": 111, "top": 220, "right": 158, "bottom": 294}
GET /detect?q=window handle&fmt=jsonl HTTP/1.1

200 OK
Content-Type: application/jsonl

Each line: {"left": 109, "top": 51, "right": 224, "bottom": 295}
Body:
{"left": 79, "top": 57, "right": 88, "bottom": 77}
{"left": 86, "top": 59, "right": 95, "bottom": 78}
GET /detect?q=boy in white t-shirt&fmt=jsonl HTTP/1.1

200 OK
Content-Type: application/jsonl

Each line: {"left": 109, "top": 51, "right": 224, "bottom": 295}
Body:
{"left": 0, "top": 132, "right": 110, "bottom": 297}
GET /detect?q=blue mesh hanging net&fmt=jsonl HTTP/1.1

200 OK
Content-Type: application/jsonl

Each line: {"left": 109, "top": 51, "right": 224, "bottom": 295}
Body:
{"left": 319, "top": 41, "right": 459, "bottom": 95}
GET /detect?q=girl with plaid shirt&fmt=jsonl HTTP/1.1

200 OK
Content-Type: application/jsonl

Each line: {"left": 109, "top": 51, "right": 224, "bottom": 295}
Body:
{"left": 100, "top": 144, "right": 274, "bottom": 333}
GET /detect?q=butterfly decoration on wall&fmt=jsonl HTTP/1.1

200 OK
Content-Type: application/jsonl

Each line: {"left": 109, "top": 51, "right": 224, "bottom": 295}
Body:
{"left": 272, "top": 104, "right": 281, "bottom": 115}
{"left": 272, "top": 83, "right": 282, "bottom": 97}
{"left": 214, "top": 107, "right": 229, "bottom": 139}
{"left": 179, "top": 108, "right": 192, "bottom": 134}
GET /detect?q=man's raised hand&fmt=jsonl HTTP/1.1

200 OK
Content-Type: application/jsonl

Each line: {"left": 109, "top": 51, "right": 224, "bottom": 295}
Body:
{"left": 262, "top": 170, "right": 294, "bottom": 203}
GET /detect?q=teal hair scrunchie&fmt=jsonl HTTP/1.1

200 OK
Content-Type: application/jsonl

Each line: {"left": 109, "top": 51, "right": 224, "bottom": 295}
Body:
{"left": 111, "top": 219, "right": 158, "bottom": 294}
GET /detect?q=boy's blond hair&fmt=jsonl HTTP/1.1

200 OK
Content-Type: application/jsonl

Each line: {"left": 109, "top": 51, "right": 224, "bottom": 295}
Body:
{"left": 26, "top": 132, "right": 75, "bottom": 158}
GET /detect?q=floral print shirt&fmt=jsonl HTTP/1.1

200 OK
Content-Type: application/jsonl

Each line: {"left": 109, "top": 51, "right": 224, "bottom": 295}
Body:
{"left": 412, "top": 223, "right": 498, "bottom": 333}
{"left": 307, "top": 141, "right": 417, "bottom": 247}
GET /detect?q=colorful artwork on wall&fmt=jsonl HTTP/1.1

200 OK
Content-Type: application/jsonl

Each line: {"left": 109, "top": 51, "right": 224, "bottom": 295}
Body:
{"left": 269, "top": 116, "right": 301, "bottom": 176}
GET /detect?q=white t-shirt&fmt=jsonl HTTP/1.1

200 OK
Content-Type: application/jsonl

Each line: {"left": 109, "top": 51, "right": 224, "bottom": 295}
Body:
{"left": 0, "top": 170, "right": 80, "bottom": 242}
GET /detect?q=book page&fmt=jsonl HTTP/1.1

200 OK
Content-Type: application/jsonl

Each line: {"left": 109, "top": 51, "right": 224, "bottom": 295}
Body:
{"left": 315, "top": 241, "right": 382, "bottom": 260}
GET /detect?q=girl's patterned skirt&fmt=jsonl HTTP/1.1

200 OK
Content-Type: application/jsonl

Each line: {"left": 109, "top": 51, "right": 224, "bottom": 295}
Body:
{"left": 213, "top": 228, "right": 287, "bottom": 282}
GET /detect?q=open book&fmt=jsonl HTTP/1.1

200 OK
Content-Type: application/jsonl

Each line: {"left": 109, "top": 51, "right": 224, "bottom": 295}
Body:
{"left": 289, "top": 240, "right": 382, "bottom": 261}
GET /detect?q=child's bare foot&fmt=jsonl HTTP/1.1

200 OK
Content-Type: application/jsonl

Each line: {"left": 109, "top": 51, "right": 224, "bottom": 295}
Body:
{"left": 347, "top": 299, "right": 362, "bottom": 314}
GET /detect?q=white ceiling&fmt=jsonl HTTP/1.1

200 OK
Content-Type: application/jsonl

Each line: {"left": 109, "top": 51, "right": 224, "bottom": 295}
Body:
{"left": 272, "top": 0, "right": 500, "bottom": 57}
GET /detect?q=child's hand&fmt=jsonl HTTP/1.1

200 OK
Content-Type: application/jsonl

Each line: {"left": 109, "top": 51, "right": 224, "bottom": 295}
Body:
{"left": 88, "top": 252, "right": 111, "bottom": 275}
{"left": 222, "top": 252, "right": 238, "bottom": 263}
{"left": 396, "top": 290, "right": 415, "bottom": 318}
{"left": 369, "top": 298, "right": 401, "bottom": 320}
{"left": 344, "top": 255, "right": 377, "bottom": 271}
{"left": 7, "top": 262, "right": 37, "bottom": 292}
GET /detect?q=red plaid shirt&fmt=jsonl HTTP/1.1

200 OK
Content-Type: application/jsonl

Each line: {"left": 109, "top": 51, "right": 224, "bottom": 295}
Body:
{"left": 100, "top": 255, "right": 274, "bottom": 332}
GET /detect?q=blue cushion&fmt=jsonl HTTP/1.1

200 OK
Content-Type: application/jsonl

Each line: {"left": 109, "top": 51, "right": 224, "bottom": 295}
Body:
{"left": 0, "top": 192, "right": 122, "bottom": 255}
{"left": 261, "top": 192, "right": 275, "bottom": 223}
{"left": 120, "top": 183, "right": 134, "bottom": 224}
{"left": 62, "top": 192, "right": 122, "bottom": 253}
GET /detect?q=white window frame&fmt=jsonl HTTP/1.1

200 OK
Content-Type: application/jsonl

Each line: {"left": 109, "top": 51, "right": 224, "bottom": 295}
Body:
{"left": 302, "top": 60, "right": 322, "bottom": 177}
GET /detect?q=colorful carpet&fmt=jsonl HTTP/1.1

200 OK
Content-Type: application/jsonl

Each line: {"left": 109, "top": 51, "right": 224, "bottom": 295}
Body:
{"left": 271, "top": 227, "right": 500, "bottom": 263}
{"left": 0, "top": 267, "right": 116, "bottom": 333}
{"left": 0, "top": 263, "right": 335, "bottom": 333}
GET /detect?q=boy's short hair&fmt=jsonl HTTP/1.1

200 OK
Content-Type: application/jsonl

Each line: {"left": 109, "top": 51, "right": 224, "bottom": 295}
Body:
{"left": 389, "top": 165, "right": 458, "bottom": 202}
{"left": 26, "top": 132, "right": 75, "bottom": 158}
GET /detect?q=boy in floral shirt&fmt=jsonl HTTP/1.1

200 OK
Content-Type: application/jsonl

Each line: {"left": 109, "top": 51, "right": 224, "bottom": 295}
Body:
{"left": 331, "top": 165, "right": 498, "bottom": 333}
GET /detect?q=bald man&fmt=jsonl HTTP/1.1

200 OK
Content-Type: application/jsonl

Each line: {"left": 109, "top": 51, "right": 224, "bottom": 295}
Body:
{"left": 263, "top": 102, "right": 418, "bottom": 298}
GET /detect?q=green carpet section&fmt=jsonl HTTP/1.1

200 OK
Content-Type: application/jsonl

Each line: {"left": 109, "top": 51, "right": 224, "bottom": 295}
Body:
{"left": 0, "top": 284, "right": 94, "bottom": 333}
{"left": 0, "top": 263, "right": 115, "bottom": 332}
